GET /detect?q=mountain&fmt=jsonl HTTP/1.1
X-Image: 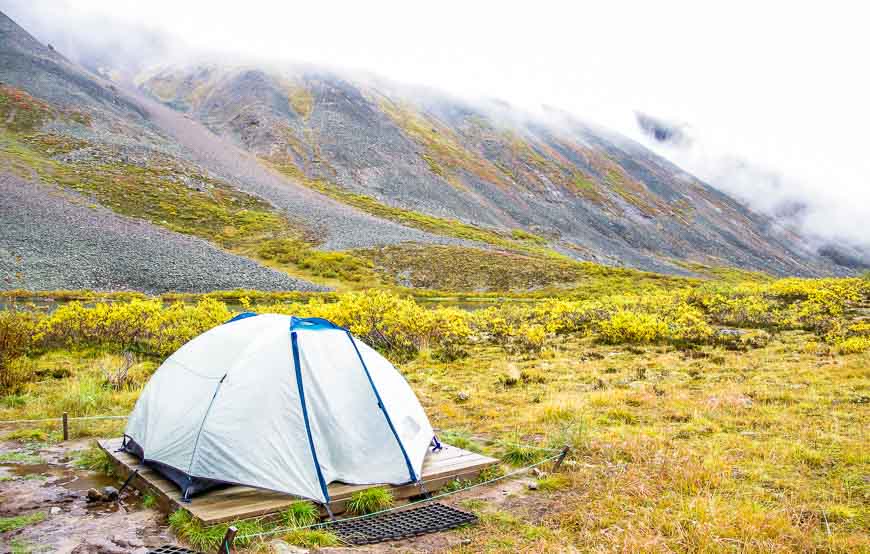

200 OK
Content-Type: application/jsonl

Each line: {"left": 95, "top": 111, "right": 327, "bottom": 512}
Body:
{"left": 0, "top": 11, "right": 858, "bottom": 294}
{"left": 137, "top": 64, "right": 848, "bottom": 276}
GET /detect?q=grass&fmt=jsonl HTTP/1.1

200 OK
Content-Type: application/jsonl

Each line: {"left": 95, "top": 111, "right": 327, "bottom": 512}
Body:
{"left": 0, "top": 512, "right": 46, "bottom": 532}
{"left": 280, "top": 529, "right": 340, "bottom": 548}
{"left": 357, "top": 244, "right": 588, "bottom": 292}
{"left": 268, "top": 159, "right": 561, "bottom": 258}
{"left": 168, "top": 508, "right": 338, "bottom": 550}
{"left": 168, "top": 510, "right": 264, "bottom": 551}
{"left": 281, "top": 500, "right": 319, "bottom": 528}
{"left": 72, "top": 443, "right": 115, "bottom": 476}
{"left": 142, "top": 492, "right": 158, "bottom": 509}
{"left": 345, "top": 486, "right": 394, "bottom": 515}
{"left": 535, "top": 474, "right": 569, "bottom": 492}
{"left": 0, "top": 451, "right": 44, "bottom": 464}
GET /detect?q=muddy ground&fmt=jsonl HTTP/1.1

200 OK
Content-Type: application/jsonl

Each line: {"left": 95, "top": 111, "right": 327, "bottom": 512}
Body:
{"left": 0, "top": 438, "right": 173, "bottom": 553}
{"left": 0, "top": 439, "right": 537, "bottom": 553}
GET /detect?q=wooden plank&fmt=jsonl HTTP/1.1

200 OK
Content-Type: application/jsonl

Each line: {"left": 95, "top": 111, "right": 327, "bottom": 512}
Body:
{"left": 98, "top": 437, "right": 498, "bottom": 525}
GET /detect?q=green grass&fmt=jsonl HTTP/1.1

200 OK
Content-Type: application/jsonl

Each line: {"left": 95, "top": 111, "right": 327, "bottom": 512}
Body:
{"left": 535, "top": 474, "right": 569, "bottom": 492}
{"left": 72, "top": 443, "right": 115, "bottom": 476}
{"left": 0, "top": 451, "right": 44, "bottom": 464}
{"left": 281, "top": 500, "right": 320, "bottom": 528}
{"left": 3, "top": 428, "right": 51, "bottom": 442}
{"left": 281, "top": 529, "right": 341, "bottom": 548}
{"left": 358, "top": 244, "right": 587, "bottom": 292}
{"left": 345, "top": 486, "right": 394, "bottom": 515}
{"left": 142, "top": 492, "right": 158, "bottom": 509}
{"left": 168, "top": 510, "right": 263, "bottom": 551}
{"left": 0, "top": 512, "right": 46, "bottom": 532}
{"left": 8, "top": 539, "right": 49, "bottom": 554}
{"left": 500, "top": 441, "right": 548, "bottom": 467}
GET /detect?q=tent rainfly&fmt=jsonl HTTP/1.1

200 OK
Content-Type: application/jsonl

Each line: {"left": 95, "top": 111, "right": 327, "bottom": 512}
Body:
{"left": 123, "top": 314, "right": 436, "bottom": 512}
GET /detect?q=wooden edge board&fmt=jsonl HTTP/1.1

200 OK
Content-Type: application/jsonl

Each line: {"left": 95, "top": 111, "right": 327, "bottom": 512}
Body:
{"left": 98, "top": 438, "right": 499, "bottom": 525}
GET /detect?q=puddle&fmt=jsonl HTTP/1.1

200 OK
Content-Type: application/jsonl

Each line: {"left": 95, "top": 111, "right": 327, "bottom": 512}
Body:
{"left": 1, "top": 461, "right": 116, "bottom": 491}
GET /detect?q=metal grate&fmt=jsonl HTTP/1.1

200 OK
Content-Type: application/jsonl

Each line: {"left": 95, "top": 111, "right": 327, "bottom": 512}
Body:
{"left": 328, "top": 502, "right": 478, "bottom": 545}
{"left": 147, "top": 546, "right": 201, "bottom": 554}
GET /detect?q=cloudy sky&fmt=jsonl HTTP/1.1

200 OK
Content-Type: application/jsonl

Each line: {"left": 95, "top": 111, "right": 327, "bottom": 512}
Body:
{"left": 4, "top": 0, "right": 868, "bottom": 247}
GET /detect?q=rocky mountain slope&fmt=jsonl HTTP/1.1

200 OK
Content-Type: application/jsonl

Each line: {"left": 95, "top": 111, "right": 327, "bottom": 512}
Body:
{"left": 138, "top": 64, "right": 850, "bottom": 276}
{"left": 0, "top": 10, "right": 859, "bottom": 294}
{"left": 0, "top": 11, "right": 456, "bottom": 293}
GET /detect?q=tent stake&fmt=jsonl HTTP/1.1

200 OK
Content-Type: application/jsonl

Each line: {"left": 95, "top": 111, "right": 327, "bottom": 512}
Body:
{"left": 553, "top": 445, "right": 570, "bottom": 471}
{"left": 62, "top": 412, "right": 68, "bottom": 441}
{"left": 218, "top": 525, "right": 237, "bottom": 553}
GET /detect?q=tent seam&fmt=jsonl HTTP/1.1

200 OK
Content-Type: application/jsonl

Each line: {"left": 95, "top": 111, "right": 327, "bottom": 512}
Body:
{"left": 345, "top": 331, "right": 418, "bottom": 483}
{"left": 186, "top": 373, "right": 227, "bottom": 477}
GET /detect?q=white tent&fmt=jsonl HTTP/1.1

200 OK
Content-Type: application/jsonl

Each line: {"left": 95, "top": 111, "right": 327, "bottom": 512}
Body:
{"left": 124, "top": 314, "right": 434, "bottom": 508}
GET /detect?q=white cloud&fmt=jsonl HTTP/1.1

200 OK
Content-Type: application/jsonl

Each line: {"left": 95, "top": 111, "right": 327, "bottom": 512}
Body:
{"left": 3, "top": 0, "right": 868, "bottom": 246}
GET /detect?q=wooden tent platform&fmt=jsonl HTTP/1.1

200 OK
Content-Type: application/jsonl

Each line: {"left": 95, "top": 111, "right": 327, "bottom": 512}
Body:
{"left": 98, "top": 437, "right": 498, "bottom": 524}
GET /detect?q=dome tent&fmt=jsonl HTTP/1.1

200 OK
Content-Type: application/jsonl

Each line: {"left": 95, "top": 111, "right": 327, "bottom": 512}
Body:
{"left": 123, "top": 313, "right": 435, "bottom": 510}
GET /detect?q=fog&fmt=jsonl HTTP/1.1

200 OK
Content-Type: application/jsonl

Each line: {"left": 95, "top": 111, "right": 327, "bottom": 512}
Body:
{"left": 3, "top": 0, "right": 868, "bottom": 249}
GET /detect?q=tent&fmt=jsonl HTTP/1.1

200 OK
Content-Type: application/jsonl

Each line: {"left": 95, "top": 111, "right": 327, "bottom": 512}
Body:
{"left": 123, "top": 313, "right": 435, "bottom": 510}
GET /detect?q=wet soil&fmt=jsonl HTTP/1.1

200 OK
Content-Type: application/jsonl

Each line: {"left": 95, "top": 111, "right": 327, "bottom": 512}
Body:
{"left": 0, "top": 439, "right": 174, "bottom": 553}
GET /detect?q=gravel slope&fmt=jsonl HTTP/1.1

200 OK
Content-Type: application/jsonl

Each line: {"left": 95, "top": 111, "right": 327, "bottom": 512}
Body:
{"left": 128, "top": 90, "right": 464, "bottom": 251}
{"left": 0, "top": 173, "right": 326, "bottom": 293}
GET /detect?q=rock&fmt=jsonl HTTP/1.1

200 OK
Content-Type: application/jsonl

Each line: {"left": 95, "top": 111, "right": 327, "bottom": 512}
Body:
{"left": 50, "top": 506, "right": 61, "bottom": 515}
{"left": 456, "top": 391, "right": 470, "bottom": 402}
{"left": 530, "top": 468, "right": 546, "bottom": 478}
{"left": 86, "top": 488, "right": 105, "bottom": 502}
{"left": 528, "top": 481, "right": 538, "bottom": 491}
{"left": 101, "top": 486, "right": 119, "bottom": 501}
{"left": 269, "top": 540, "right": 310, "bottom": 553}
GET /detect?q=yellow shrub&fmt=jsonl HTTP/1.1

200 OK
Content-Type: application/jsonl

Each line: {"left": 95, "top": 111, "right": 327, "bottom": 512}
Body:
{"left": 837, "top": 336, "right": 870, "bottom": 354}
{"left": 599, "top": 311, "right": 667, "bottom": 344}
{"left": 0, "top": 309, "right": 39, "bottom": 391}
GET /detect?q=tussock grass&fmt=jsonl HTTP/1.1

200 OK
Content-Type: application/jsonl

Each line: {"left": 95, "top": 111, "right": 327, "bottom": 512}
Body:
{"left": 281, "top": 529, "right": 340, "bottom": 548}
{"left": 72, "top": 443, "right": 115, "bottom": 476}
{"left": 281, "top": 500, "right": 319, "bottom": 528}
{"left": 168, "top": 510, "right": 263, "bottom": 551}
{"left": 346, "top": 487, "right": 394, "bottom": 515}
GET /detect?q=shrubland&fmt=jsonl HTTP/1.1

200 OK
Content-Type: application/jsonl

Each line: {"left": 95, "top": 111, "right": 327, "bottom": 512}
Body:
{"left": 1, "top": 275, "right": 868, "bottom": 551}
{"left": 2, "top": 277, "right": 867, "bottom": 394}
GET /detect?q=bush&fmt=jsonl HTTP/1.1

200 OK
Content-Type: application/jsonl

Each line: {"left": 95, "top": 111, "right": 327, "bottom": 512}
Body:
{"left": 0, "top": 309, "right": 39, "bottom": 392}
{"left": 599, "top": 311, "right": 667, "bottom": 344}
{"left": 837, "top": 336, "right": 870, "bottom": 354}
